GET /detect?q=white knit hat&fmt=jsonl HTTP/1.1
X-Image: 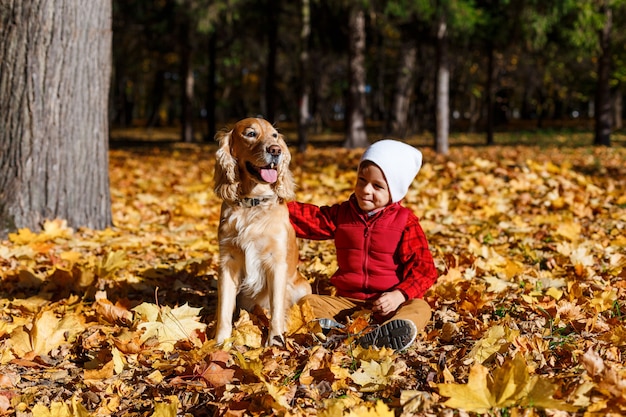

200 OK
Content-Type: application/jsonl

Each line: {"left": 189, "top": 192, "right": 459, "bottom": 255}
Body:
{"left": 359, "top": 139, "right": 422, "bottom": 203}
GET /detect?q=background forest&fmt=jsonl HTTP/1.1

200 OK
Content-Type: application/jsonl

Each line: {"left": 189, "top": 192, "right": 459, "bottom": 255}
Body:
{"left": 1, "top": 1, "right": 626, "bottom": 416}
{"left": 111, "top": 0, "right": 626, "bottom": 150}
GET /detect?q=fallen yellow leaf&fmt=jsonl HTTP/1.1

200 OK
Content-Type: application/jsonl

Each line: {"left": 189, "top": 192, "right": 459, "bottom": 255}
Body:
{"left": 133, "top": 303, "right": 206, "bottom": 352}
{"left": 231, "top": 310, "right": 263, "bottom": 348}
{"left": 468, "top": 325, "right": 518, "bottom": 364}
{"left": 349, "top": 357, "right": 395, "bottom": 392}
{"left": 438, "top": 361, "right": 494, "bottom": 413}
{"left": 11, "top": 309, "right": 85, "bottom": 359}
{"left": 437, "top": 354, "right": 576, "bottom": 413}
{"left": 151, "top": 395, "right": 179, "bottom": 417}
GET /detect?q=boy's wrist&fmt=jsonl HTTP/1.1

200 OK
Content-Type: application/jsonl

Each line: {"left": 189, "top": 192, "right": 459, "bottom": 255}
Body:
{"left": 395, "top": 289, "right": 408, "bottom": 302}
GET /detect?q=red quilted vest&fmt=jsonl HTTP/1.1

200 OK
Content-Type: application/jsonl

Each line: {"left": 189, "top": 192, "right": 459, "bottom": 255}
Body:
{"left": 331, "top": 198, "right": 410, "bottom": 300}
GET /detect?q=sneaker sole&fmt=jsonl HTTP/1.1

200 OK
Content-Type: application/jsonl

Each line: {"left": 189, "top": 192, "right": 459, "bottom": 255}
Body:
{"left": 358, "top": 320, "right": 416, "bottom": 351}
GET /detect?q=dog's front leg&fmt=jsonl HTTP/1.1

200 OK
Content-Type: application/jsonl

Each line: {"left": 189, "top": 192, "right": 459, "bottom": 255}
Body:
{"left": 267, "top": 261, "right": 288, "bottom": 346}
{"left": 215, "top": 255, "right": 239, "bottom": 344}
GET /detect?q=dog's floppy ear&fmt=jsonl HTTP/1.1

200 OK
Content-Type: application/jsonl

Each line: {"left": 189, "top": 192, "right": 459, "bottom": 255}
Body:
{"left": 213, "top": 129, "right": 240, "bottom": 202}
{"left": 274, "top": 135, "right": 296, "bottom": 201}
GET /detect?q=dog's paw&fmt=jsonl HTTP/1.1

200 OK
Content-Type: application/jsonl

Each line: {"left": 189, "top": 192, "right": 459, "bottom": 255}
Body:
{"left": 268, "top": 333, "right": 285, "bottom": 347}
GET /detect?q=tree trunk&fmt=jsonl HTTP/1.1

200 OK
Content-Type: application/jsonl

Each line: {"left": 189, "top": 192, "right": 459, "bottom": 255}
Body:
{"left": 265, "top": 0, "right": 279, "bottom": 123}
{"left": 344, "top": 6, "right": 368, "bottom": 149}
{"left": 485, "top": 41, "right": 495, "bottom": 145}
{"left": 180, "top": 15, "right": 194, "bottom": 143}
{"left": 613, "top": 87, "right": 623, "bottom": 130}
{"left": 371, "top": 19, "right": 386, "bottom": 122}
{"left": 388, "top": 38, "right": 417, "bottom": 138}
{"left": 206, "top": 31, "right": 217, "bottom": 141}
{"left": 435, "top": 17, "right": 450, "bottom": 155}
{"left": 0, "top": 0, "right": 112, "bottom": 238}
{"left": 297, "top": 0, "right": 311, "bottom": 152}
{"left": 594, "top": 0, "right": 612, "bottom": 147}
{"left": 147, "top": 70, "right": 165, "bottom": 127}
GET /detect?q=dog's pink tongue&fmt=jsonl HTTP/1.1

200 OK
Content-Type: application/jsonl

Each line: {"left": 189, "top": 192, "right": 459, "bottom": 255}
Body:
{"left": 260, "top": 168, "right": 278, "bottom": 183}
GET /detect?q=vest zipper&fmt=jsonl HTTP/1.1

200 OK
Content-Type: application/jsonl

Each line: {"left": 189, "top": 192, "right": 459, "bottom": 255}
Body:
{"left": 363, "top": 225, "right": 370, "bottom": 292}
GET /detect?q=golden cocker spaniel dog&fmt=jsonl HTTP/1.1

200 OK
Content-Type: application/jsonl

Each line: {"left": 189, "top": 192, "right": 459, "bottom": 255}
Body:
{"left": 213, "top": 117, "right": 311, "bottom": 345}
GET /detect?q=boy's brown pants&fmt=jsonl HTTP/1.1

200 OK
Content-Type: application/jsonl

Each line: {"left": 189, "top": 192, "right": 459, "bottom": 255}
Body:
{"left": 299, "top": 293, "right": 432, "bottom": 332}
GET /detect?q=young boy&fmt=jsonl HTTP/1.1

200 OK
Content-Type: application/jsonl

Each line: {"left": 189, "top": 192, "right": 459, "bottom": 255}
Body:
{"left": 288, "top": 139, "right": 438, "bottom": 351}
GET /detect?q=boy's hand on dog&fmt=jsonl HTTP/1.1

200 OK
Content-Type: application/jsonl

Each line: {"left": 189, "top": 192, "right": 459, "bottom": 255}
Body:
{"left": 372, "top": 290, "right": 406, "bottom": 316}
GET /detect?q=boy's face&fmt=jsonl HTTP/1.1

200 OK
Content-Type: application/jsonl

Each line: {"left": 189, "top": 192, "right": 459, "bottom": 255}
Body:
{"left": 354, "top": 161, "right": 391, "bottom": 212}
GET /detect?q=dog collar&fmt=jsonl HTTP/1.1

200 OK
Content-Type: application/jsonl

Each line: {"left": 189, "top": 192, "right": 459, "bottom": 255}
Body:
{"left": 238, "top": 195, "right": 277, "bottom": 208}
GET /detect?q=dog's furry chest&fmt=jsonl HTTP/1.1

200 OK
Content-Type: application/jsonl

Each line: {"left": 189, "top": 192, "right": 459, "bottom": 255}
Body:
{"left": 219, "top": 204, "right": 288, "bottom": 246}
{"left": 218, "top": 203, "right": 291, "bottom": 297}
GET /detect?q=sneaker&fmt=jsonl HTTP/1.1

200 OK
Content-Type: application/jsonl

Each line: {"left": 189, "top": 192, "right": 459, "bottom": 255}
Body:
{"left": 316, "top": 318, "right": 345, "bottom": 331}
{"left": 357, "top": 319, "right": 417, "bottom": 351}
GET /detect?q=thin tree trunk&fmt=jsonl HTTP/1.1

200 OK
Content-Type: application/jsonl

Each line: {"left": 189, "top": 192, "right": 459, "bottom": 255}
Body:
{"left": 485, "top": 41, "right": 495, "bottom": 145}
{"left": 265, "top": 0, "right": 279, "bottom": 123}
{"left": 113, "top": 63, "right": 133, "bottom": 127}
{"left": 594, "top": 0, "right": 612, "bottom": 146}
{"left": 147, "top": 70, "right": 165, "bottom": 127}
{"left": 388, "top": 38, "right": 417, "bottom": 138}
{"left": 344, "top": 6, "right": 368, "bottom": 149}
{"left": 180, "top": 16, "right": 194, "bottom": 143}
{"left": 206, "top": 31, "right": 217, "bottom": 141}
{"left": 297, "top": 0, "right": 311, "bottom": 152}
{"left": 0, "top": 1, "right": 112, "bottom": 238}
{"left": 371, "top": 17, "right": 386, "bottom": 121}
{"left": 435, "top": 17, "right": 450, "bottom": 155}
{"left": 613, "top": 87, "right": 623, "bottom": 130}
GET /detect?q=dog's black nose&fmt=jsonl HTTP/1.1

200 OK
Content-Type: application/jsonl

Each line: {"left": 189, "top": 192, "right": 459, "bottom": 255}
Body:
{"left": 267, "top": 145, "right": 282, "bottom": 156}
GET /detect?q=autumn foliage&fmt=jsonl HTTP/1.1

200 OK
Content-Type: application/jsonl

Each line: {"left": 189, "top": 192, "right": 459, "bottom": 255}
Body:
{"left": 0, "top": 143, "right": 625, "bottom": 416}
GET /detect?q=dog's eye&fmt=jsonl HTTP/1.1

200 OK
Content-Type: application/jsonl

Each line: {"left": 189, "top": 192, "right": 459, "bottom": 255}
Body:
{"left": 272, "top": 133, "right": 278, "bottom": 138}
{"left": 245, "top": 130, "right": 257, "bottom": 138}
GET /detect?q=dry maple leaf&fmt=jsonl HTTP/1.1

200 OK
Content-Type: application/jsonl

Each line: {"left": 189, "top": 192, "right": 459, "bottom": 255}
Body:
{"left": 345, "top": 400, "right": 394, "bottom": 417}
{"left": 8, "top": 219, "right": 73, "bottom": 245}
{"left": 286, "top": 299, "right": 317, "bottom": 335}
{"left": 133, "top": 302, "right": 206, "bottom": 352}
{"left": 201, "top": 362, "right": 235, "bottom": 387}
{"left": 579, "top": 348, "right": 626, "bottom": 413}
{"left": 230, "top": 310, "right": 263, "bottom": 348}
{"left": 468, "top": 324, "right": 519, "bottom": 364}
{"left": 349, "top": 357, "right": 396, "bottom": 392}
{"left": 10, "top": 309, "right": 85, "bottom": 359}
{"left": 152, "top": 395, "right": 179, "bottom": 417}
{"left": 399, "top": 390, "right": 435, "bottom": 414}
{"left": 233, "top": 350, "right": 265, "bottom": 381}
{"left": 93, "top": 291, "right": 133, "bottom": 325}
{"left": 319, "top": 398, "right": 394, "bottom": 417}
{"left": 437, "top": 361, "right": 494, "bottom": 412}
{"left": 200, "top": 351, "right": 236, "bottom": 387}
{"left": 299, "top": 345, "right": 329, "bottom": 385}
{"left": 437, "top": 354, "right": 577, "bottom": 413}
{"left": 318, "top": 397, "right": 360, "bottom": 417}
{"left": 95, "top": 250, "right": 129, "bottom": 279}
{"left": 31, "top": 396, "right": 89, "bottom": 417}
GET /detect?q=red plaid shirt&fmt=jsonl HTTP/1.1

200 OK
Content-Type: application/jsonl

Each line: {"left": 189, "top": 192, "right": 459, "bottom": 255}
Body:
{"left": 288, "top": 196, "right": 438, "bottom": 299}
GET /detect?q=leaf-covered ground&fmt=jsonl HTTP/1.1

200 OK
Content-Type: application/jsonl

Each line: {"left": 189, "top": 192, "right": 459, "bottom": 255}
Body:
{"left": 1, "top": 141, "right": 625, "bottom": 417}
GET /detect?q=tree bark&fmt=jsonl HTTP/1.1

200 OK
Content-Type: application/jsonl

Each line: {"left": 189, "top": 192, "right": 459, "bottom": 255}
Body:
{"left": 435, "top": 16, "right": 450, "bottom": 155}
{"left": 388, "top": 38, "right": 417, "bottom": 138}
{"left": 485, "top": 41, "right": 495, "bottom": 145}
{"left": 265, "top": 0, "right": 279, "bottom": 123}
{"left": 613, "top": 87, "right": 623, "bottom": 130}
{"left": 206, "top": 31, "right": 217, "bottom": 141}
{"left": 344, "top": 6, "right": 368, "bottom": 149}
{"left": 147, "top": 70, "right": 165, "bottom": 127}
{"left": 297, "top": 0, "right": 311, "bottom": 152}
{"left": 594, "top": 0, "right": 612, "bottom": 147}
{"left": 0, "top": 0, "right": 112, "bottom": 238}
{"left": 180, "top": 13, "right": 194, "bottom": 142}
